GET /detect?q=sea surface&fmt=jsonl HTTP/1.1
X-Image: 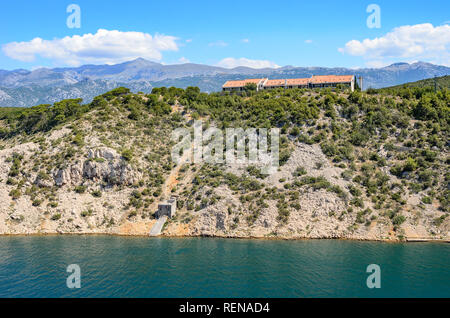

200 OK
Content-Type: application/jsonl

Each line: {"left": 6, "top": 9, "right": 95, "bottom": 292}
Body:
{"left": 0, "top": 236, "right": 448, "bottom": 298}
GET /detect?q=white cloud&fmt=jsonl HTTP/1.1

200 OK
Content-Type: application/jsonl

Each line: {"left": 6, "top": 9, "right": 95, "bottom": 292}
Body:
{"left": 304, "top": 39, "right": 313, "bottom": 44}
{"left": 2, "top": 29, "right": 179, "bottom": 66}
{"left": 338, "top": 23, "right": 450, "bottom": 66}
{"left": 186, "top": 39, "right": 192, "bottom": 43}
{"left": 241, "top": 39, "right": 250, "bottom": 43}
{"left": 209, "top": 40, "right": 228, "bottom": 47}
{"left": 217, "top": 57, "right": 280, "bottom": 69}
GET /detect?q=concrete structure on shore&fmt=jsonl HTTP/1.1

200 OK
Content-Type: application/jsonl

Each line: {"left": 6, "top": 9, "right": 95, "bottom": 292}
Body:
{"left": 223, "top": 75, "right": 355, "bottom": 92}
{"left": 157, "top": 197, "right": 177, "bottom": 219}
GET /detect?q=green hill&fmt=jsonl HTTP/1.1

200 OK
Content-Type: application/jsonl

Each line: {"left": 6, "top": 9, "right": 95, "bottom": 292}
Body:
{"left": 377, "top": 75, "right": 450, "bottom": 91}
{"left": 0, "top": 85, "right": 448, "bottom": 240}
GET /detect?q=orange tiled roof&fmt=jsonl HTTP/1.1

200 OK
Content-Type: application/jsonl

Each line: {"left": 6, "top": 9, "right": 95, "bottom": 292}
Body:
{"left": 265, "top": 79, "right": 286, "bottom": 86}
{"left": 286, "top": 78, "right": 309, "bottom": 85}
{"left": 265, "top": 78, "right": 310, "bottom": 87}
{"left": 310, "top": 75, "right": 354, "bottom": 84}
{"left": 222, "top": 78, "right": 266, "bottom": 88}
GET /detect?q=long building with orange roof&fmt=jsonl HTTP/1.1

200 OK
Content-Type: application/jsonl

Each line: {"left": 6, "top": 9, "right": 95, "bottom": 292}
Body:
{"left": 222, "top": 75, "right": 355, "bottom": 92}
{"left": 222, "top": 78, "right": 268, "bottom": 92}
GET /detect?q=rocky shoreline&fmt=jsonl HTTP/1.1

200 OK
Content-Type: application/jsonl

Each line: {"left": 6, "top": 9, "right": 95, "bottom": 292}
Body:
{"left": 0, "top": 232, "right": 449, "bottom": 244}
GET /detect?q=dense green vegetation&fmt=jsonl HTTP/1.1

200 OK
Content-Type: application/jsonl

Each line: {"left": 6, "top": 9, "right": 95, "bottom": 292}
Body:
{"left": 378, "top": 75, "right": 450, "bottom": 91}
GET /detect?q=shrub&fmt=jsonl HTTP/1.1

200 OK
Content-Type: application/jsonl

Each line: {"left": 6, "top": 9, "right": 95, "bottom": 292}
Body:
{"left": 9, "top": 188, "right": 21, "bottom": 199}
{"left": 293, "top": 166, "right": 307, "bottom": 177}
{"left": 403, "top": 157, "right": 418, "bottom": 172}
{"left": 72, "top": 132, "right": 84, "bottom": 146}
{"left": 51, "top": 213, "right": 61, "bottom": 221}
{"left": 32, "top": 199, "right": 42, "bottom": 206}
{"left": 341, "top": 170, "right": 353, "bottom": 181}
{"left": 48, "top": 202, "right": 58, "bottom": 208}
{"left": 392, "top": 215, "right": 406, "bottom": 225}
{"left": 349, "top": 185, "right": 362, "bottom": 197}
{"left": 91, "top": 190, "right": 102, "bottom": 198}
{"left": 128, "top": 210, "right": 137, "bottom": 218}
{"left": 121, "top": 149, "right": 133, "bottom": 161}
{"left": 277, "top": 203, "right": 290, "bottom": 223}
{"left": 290, "top": 126, "right": 300, "bottom": 136}
{"left": 81, "top": 209, "right": 93, "bottom": 217}
{"left": 421, "top": 196, "right": 432, "bottom": 204}
{"left": 433, "top": 214, "right": 448, "bottom": 226}
{"left": 102, "top": 87, "right": 130, "bottom": 100}
{"left": 131, "top": 190, "right": 142, "bottom": 199}
{"left": 74, "top": 185, "right": 87, "bottom": 194}
{"left": 244, "top": 83, "right": 257, "bottom": 91}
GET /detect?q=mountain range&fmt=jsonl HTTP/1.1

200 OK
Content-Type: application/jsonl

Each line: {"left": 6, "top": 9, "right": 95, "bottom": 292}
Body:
{"left": 0, "top": 58, "right": 449, "bottom": 107}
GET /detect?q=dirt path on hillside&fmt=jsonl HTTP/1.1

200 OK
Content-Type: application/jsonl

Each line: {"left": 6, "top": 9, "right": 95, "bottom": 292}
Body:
{"left": 119, "top": 105, "right": 194, "bottom": 234}
{"left": 118, "top": 138, "right": 193, "bottom": 234}
{"left": 161, "top": 141, "right": 193, "bottom": 199}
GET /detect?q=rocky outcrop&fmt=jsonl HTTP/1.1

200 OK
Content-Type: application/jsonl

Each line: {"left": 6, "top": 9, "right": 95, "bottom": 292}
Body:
{"left": 54, "top": 164, "right": 83, "bottom": 186}
{"left": 53, "top": 147, "right": 141, "bottom": 187}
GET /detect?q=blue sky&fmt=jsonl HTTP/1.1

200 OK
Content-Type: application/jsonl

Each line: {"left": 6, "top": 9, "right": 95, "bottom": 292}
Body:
{"left": 1, "top": 0, "right": 449, "bottom": 70}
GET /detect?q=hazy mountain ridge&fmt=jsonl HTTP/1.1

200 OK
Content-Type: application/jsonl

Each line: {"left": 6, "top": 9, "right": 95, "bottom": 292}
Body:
{"left": 0, "top": 80, "right": 153, "bottom": 107}
{"left": 1, "top": 59, "right": 449, "bottom": 107}
{"left": 0, "top": 58, "right": 258, "bottom": 88}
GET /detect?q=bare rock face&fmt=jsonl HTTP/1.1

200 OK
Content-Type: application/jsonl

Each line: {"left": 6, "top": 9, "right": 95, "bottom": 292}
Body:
{"left": 105, "top": 164, "right": 138, "bottom": 185}
{"left": 53, "top": 147, "right": 140, "bottom": 187}
{"left": 189, "top": 185, "right": 236, "bottom": 236}
{"left": 54, "top": 165, "right": 83, "bottom": 186}
{"left": 9, "top": 212, "right": 24, "bottom": 222}
{"left": 192, "top": 207, "right": 229, "bottom": 236}
{"left": 442, "top": 218, "right": 450, "bottom": 237}
{"left": 87, "top": 148, "right": 117, "bottom": 160}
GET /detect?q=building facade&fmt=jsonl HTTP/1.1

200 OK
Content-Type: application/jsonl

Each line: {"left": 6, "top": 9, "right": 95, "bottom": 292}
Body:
{"left": 157, "top": 197, "right": 177, "bottom": 219}
{"left": 223, "top": 75, "right": 355, "bottom": 92}
{"left": 222, "top": 78, "right": 268, "bottom": 92}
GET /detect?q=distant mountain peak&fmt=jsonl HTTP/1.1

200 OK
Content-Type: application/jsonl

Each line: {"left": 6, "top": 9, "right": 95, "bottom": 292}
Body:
{"left": 388, "top": 62, "right": 410, "bottom": 67}
{"left": 125, "top": 57, "right": 160, "bottom": 67}
{"left": 387, "top": 61, "right": 436, "bottom": 69}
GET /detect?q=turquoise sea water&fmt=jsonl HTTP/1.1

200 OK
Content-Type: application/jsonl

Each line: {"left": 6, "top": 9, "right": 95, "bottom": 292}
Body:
{"left": 0, "top": 236, "right": 448, "bottom": 298}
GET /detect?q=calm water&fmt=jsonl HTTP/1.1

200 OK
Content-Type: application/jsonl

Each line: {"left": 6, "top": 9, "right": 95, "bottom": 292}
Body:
{"left": 0, "top": 236, "right": 448, "bottom": 298}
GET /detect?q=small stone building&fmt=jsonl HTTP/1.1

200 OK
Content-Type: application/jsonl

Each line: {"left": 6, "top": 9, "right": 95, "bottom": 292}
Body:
{"left": 156, "top": 197, "right": 177, "bottom": 218}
